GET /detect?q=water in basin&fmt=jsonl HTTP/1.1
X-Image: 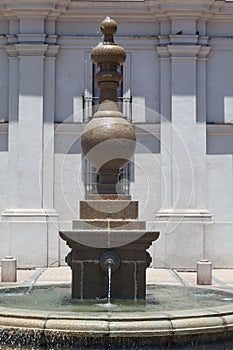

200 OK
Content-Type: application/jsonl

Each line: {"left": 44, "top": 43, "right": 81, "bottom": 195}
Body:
{"left": 0, "top": 284, "right": 233, "bottom": 312}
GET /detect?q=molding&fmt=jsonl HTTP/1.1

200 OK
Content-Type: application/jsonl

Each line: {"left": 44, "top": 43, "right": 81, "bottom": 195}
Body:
{"left": 168, "top": 44, "right": 201, "bottom": 58}
{"left": 54, "top": 122, "right": 160, "bottom": 136}
{"left": 158, "top": 35, "right": 209, "bottom": 47}
{"left": 5, "top": 43, "right": 17, "bottom": 57}
{"left": 15, "top": 43, "right": 48, "bottom": 56}
{"left": 1, "top": 122, "right": 232, "bottom": 137}
{"left": 209, "top": 37, "right": 233, "bottom": 50}
{"left": 155, "top": 209, "right": 212, "bottom": 222}
{"left": 0, "top": 35, "right": 7, "bottom": 48}
{"left": 1, "top": 208, "right": 59, "bottom": 218}
{"left": 207, "top": 123, "right": 233, "bottom": 135}
{"left": 1, "top": 0, "right": 63, "bottom": 19}
{"left": 46, "top": 44, "right": 59, "bottom": 58}
{"left": 5, "top": 43, "right": 59, "bottom": 57}
{"left": 156, "top": 45, "right": 170, "bottom": 59}
{"left": 0, "top": 0, "right": 232, "bottom": 22}
{"left": 17, "top": 34, "right": 46, "bottom": 43}
{"left": 169, "top": 35, "right": 198, "bottom": 45}
{"left": 198, "top": 46, "right": 211, "bottom": 59}
{"left": 57, "top": 35, "right": 158, "bottom": 50}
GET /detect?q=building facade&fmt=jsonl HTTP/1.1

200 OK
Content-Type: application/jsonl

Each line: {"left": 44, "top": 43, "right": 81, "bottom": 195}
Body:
{"left": 0, "top": 0, "right": 232, "bottom": 268}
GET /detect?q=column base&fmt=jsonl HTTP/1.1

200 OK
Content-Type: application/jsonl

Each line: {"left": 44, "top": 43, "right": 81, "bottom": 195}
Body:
{"left": 1, "top": 208, "right": 58, "bottom": 220}
{"left": 0, "top": 208, "right": 59, "bottom": 267}
{"left": 155, "top": 209, "right": 212, "bottom": 222}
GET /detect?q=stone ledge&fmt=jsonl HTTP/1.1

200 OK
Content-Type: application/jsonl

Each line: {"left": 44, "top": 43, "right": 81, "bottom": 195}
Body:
{"left": 72, "top": 219, "right": 146, "bottom": 230}
{"left": 1, "top": 292, "right": 233, "bottom": 346}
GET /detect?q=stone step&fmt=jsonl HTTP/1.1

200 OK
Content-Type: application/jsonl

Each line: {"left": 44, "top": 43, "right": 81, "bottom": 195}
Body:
{"left": 72, "top": 220, "right": 146, "bottom": 230}
{"left": 80, "top": 200, "right": 138, "bottom": 220}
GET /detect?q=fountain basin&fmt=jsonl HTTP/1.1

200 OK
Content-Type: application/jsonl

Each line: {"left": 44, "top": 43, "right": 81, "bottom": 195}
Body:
{"left": 1, "top": 285, "right": 233, "bottom": 348}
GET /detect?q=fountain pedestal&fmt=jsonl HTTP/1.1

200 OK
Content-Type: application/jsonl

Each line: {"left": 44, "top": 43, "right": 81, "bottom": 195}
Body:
{"left": 60, "top": 195, "right": 159, "bottom": 299}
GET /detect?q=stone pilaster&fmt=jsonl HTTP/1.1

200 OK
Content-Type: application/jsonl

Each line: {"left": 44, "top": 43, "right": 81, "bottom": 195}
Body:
{"left": 154, "top": 39, "right": 212, "bottom": 268}
{"left": 156, "top": 43, "right": 212, "bottom": 221}
{"left": 2, "top": 16, "right": 59, "bottom": 266}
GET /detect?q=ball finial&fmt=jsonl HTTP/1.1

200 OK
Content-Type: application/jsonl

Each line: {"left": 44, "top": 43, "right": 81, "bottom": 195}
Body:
{"left": 100, "top": 17, "right": 117, "bottom": 36}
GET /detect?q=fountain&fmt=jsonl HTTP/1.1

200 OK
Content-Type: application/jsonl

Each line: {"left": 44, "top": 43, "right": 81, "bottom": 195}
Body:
{"left": 60, "top": 17, "right": 159, "bottom": 300}
{"left": 1, "top": 17, "right": 233, "bottom": 350}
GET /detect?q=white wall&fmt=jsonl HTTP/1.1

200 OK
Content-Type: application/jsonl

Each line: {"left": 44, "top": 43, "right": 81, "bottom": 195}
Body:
{"left": 0, "top": 0, "right": 232, "bottom": 268}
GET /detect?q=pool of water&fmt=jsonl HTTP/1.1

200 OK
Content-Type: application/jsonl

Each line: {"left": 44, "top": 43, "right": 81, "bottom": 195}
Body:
{"left": 0, "top": 284, "right": 233, "bottom": 313}
{"left": 1, "top": 285, "right": 233, "bottom": 349}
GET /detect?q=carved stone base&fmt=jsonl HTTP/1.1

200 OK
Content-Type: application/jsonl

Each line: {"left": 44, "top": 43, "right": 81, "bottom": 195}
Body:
{"left": 60, "top": 230, "right": 159, "bottom": 299}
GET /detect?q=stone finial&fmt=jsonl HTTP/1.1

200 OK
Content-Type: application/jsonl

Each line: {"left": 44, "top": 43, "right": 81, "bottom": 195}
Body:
{"left": 100, "top": 17, "right": 117, "bottom": 43}
{"left": 81, "top": 18, "right": 136, "bottom": 195}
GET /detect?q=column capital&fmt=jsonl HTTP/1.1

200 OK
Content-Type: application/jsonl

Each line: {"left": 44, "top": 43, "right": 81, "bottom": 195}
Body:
{"left": 198, "top": 46, "right": 211, "bottom": 60}
{"left": 15, "top": 43, "right": 48, "bottom": 57}
{"left": 168, "top": 45, "right": 201, "bottom": 58}
{"left": 46, "top": 44, "right": 59, "bottom": 59}
{"left": 156, "top": 46, "right": 170, "bottom": 59}
{"left": 0, "top": 35, "right": 7, "bottom": 49}
{"left": 5, "top": 43, "right": 17, "bottom": 57}
{"left": 157, "top": 45, "right": 202, "bottom": 59}
{"left": 5, "top": 43, "right": 59, "bottom": 58}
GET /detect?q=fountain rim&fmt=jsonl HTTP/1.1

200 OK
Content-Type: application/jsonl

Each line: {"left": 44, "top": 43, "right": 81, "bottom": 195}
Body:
{"left": 1, "top": 284, "right": 233, "bottom": 344}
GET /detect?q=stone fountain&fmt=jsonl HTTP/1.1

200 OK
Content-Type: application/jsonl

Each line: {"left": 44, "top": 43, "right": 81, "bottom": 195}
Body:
{"left": 60, "top": 17, "right": 159, "bottom": 300}
{"left": 2, "top": 17, "right": 233, "bottom": 350}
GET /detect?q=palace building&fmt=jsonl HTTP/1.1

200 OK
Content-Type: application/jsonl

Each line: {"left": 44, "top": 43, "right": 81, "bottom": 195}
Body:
{"left": 0, "top": 0, "right": 232, "bottom": 268}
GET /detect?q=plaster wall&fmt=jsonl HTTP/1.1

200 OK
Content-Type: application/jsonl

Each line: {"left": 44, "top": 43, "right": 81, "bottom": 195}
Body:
{"left": 0, "top": 0, "right": 232, "bottom": 268}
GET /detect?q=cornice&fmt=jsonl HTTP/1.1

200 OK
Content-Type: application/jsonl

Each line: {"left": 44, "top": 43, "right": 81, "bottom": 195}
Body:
{"left": 0, "top": 0, "right": 232, "bottom": 22}
{"left": 57, "top": 35, "right": 158, "bottom": 50}
{"left": 1, "top": 0, "right": 67, "bottom": 20}
{"left": 157, "top": 35, "right": 210, "bottom": 59}
{"left": 209, "top": 37, "right": 233, "bottom": 50}
{"left": 207, "top": 123, "right": 233, "bottom": 135}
